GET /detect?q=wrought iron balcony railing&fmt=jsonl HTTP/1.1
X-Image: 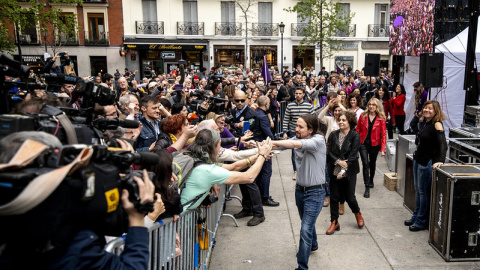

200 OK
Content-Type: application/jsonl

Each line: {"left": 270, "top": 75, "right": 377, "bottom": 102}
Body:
{"left": 136, "top": 21, "right": 164, "bottom": 34}
{"left": 335, "top": 24, "right": 356, "bottom": 37}
{"left": 84, "top": 31, "right": 109, "bottom": 46}
{"left": 251, "top": 23, "right": 279, "bottom": 36}
{"left": 177, "top": 22, "right": 204, "bottom": 35}
{"left": 291, "top": 23, "right": 309, "bottom": 36}
{"left": 368, "top": 24, "right": 390, "bottom": 37}
{"left": 16, "top": 33, "right": 39, "bottom": 45}
{"left": 215, "top": 22, "right": 242, "bottom": 36}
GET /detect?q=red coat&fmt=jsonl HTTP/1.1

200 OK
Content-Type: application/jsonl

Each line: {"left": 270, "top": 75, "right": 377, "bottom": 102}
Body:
{"left": 355, "top": 113, "right": 387, "bottom": 152}
{"left": 391, "top": 94, "right": 406, "bottom": 115}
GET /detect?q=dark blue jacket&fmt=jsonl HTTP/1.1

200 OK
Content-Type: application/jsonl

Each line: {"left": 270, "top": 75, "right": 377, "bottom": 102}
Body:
{"left": 136, "top": 115, "right": 161, "bottom": 152}
{"left": 43, "top": 58, "right": 70, "bottom": 74}
{"left": 252, "top": 108, "right": 273, "bottom": 141}
{"left": 47, "top": 227, "right": 148, "bottom": 270}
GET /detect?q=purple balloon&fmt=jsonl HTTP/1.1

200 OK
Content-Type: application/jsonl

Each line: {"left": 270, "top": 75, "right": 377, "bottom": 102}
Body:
{"left": 393, "top": 16, "right": 404, "bottom": 28}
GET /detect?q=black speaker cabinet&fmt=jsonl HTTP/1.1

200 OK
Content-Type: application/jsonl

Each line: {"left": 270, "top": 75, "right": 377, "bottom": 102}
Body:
{"left": 429, "top": 165, "right": 480, "bottom": 261}
{"left": 420, "top": 53, "right": 444, "bottom": 88}
{"left": 364, "top": 54, "right": 380, "bottom": 77}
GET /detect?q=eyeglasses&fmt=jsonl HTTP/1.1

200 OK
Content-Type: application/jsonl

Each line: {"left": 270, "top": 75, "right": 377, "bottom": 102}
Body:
{"left": 234, "top": 99, "right": 246, "bottom": 103}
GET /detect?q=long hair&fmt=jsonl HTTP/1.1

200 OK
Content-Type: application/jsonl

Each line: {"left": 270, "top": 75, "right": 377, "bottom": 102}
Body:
{"left": 149, "top": 149, "right": 177, "bottom": 203}
{"left": 362, "top": 98, "right": 386, "bottom": 119}
{"left": 346, "top": 93, "right": 364, "bottom": 108}
{"left": 186, "top": 129, "right": 220, "bottom": 163}
{"left": 422, "top": 100, "right": 446, "bottom": 122}
{"left": 375, "top": 85, "right": 391, "bottom": 100}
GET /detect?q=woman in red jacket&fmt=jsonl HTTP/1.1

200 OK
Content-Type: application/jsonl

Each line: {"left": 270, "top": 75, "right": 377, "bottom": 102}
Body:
{"left": 391, "top": 84, "right": 406, "bottom": 134}
{"left": 355, "top": 98, "right": 387, "bottom": 198}
{"left": 375, "top": 85, "right": 396, "bottom": 139}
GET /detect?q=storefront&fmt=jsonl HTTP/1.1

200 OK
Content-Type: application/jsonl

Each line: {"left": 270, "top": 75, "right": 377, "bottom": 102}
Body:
{"left": 124, "top": 40, "right": 207, "bottom": 78}
{"left": 250, "top": 45, "right": 277, "bottom": 70}
{"left": 214, "top": 45, "right": 244, "bottom": 69}
{"left": 292, "top": 46, "right": 315, "bottom": 69}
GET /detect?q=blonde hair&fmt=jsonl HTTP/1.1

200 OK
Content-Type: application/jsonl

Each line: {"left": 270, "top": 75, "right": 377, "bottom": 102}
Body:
{"left": 362, "top": 98, "right": 386, "bottom": 119}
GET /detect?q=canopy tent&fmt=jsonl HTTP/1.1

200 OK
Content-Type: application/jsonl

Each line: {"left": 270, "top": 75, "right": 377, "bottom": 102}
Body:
{"left": 401, "top": 16, "right": 480, "bottom": 136}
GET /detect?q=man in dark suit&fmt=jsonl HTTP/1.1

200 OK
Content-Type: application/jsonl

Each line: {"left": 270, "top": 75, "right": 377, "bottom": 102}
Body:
{"left": 251, "top": 96, "right": 278, "bottom": 207}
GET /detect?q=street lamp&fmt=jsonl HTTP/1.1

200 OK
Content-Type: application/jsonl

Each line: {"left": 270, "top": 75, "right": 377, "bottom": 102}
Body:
{"left": 279, "top": 22, "right": 285, "bottom": 74}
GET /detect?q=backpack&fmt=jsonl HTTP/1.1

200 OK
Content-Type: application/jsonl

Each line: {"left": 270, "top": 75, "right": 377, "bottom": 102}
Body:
{"left": 170, "top": 152, "right": 206, "bottom": 207}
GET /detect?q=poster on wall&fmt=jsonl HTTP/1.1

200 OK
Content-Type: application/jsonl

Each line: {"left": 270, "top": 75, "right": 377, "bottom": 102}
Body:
{"left": 389, "top": 0, "right": 435, "bottom": 56}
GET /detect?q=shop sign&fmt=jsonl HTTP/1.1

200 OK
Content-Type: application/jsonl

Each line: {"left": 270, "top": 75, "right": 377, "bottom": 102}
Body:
{"left": 22, "top": 55, "right": 42, "bottom": 62}
{"left": 162, "top": 51, "right": 175, "bottom": 59}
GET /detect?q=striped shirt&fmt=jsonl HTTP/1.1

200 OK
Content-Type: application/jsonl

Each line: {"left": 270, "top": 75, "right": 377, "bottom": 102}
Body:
{"left": 283, "top": 100, "right": 313, "bottom": 133}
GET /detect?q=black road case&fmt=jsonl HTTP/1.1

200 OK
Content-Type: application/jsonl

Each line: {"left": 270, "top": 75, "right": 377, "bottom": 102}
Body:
{"left": 429, "top": 165, "right": 480, "bottom": 261}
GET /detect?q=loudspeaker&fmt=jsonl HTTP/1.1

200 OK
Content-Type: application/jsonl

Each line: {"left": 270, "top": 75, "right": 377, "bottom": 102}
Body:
{"left": 364, "top": 54, "right": 380, "bottom": 77}
{"left": 420, "top": 53, "right": 444, "bottom": 88}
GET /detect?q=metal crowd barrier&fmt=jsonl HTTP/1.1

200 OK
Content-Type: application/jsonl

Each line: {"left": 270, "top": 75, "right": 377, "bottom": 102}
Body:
{"left": 104, "top": 184, "right": 230, "bottom": 270}
{"left": 275, "top": 101, "right": 288, "bottom": 137}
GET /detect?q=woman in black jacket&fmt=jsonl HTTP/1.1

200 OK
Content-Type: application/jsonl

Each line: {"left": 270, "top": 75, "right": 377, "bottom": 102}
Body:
{"left": 326, "top": 111, "right": 364, "bottom": 235}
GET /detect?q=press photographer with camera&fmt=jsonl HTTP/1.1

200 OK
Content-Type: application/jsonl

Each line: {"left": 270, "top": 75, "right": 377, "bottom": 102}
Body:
{"left": 43, "top": 52, "right": 70, "bottom": 74}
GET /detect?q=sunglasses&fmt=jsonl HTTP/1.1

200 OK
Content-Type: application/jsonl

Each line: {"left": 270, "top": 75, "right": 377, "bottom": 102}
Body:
{"left": 234, "top": 99, "right": 246, "bottom": 103}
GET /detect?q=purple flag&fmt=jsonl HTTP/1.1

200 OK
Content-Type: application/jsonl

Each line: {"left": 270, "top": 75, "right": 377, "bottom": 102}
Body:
{"left": 261, "top": 55, "right": 272, "bottom": 84}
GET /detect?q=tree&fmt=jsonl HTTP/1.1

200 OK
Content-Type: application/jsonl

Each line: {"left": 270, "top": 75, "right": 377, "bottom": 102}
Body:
{"left": 236, "top": 0, "right": 258, "bottom": 68}
{"left": 0, "top": 0, "right": 81, "bottom": 56}
{"left": 286, "top": 0, "right": 355, "bottom": 68}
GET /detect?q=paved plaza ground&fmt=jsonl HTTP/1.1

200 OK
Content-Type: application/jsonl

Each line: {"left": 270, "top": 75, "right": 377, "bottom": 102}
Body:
{"left": 209, "top": 148, "right": 480, "bottom": 270}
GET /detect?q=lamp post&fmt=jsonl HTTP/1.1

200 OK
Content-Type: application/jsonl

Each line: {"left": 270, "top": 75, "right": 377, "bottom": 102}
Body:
{"left": 279, "top": 22, "right": 285, "bottom": 74}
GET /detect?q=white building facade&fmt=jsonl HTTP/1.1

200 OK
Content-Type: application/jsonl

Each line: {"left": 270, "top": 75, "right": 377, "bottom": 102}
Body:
{"left": 122, "top": 0, "right": 390, "bottom": 77}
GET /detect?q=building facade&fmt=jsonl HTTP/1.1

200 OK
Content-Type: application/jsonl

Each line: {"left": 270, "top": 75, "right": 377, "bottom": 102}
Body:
{"left": 6, "top": 0, "right": 125, "bottom": 77}
{"left": 122, "top": 0, "right": 391, "bottom": 77}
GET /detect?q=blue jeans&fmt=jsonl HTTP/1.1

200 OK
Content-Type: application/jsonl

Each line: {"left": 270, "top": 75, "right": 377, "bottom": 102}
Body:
{"left": 410, "top": 160, "right": 432, "bottom": 229}
{"left": 295, "top": 187, "right": 326, "bottom": 270}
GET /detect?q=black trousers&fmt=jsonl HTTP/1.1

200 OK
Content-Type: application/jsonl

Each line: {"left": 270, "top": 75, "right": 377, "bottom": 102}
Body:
{"left": 239, "top": 181, "right": 264, "bottom": 217}
{"left": 387, "top": 119, "right": 394, "bottom": 139}
{"left": 329, "top": 174, "right": 360, "bottom": 222}
{"left": 395, "top": 114, "right": 406, "bottom": 135}
{"left": 359, "top": 143, "right": 381, "bottom": 186}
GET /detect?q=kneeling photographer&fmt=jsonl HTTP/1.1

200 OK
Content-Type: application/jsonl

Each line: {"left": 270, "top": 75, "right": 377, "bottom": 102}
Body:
{"left": 0, "top": 132, "right": 156, "bottom": 269}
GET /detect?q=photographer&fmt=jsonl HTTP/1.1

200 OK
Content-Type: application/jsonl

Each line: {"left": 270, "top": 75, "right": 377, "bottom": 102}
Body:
{"left": 0, "top": 132, "right": 155, "bottom": 269}
{"left": 43, "top": 52, "right": 70, "bottom": 74}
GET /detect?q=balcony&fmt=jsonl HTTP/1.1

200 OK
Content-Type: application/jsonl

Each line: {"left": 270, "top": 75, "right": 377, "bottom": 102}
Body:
{"left": 136, "top": 21, "right": 164, "bottom": 34}
{"left": 15, "top": 33, "right": 39, "bottom": 45}
{"left": 335, "top": 24, "right": 356, "bottom": 37}
{"left": 251, "top": 23, "right": 279, "bottom": 36}
{"left": 84, "top": 31, "right": 109, "bottom": 46}
{"left": 291, "top": 23, "right": 308, "bottom": 36}
{"left": 215, "top": 22, "right": 242, "bottom": 36}
{"left": 177, "top": 22, "right": 204, "bottom": 35}
{"left": 368, "top": 24, "right": 390, "bottom": 37}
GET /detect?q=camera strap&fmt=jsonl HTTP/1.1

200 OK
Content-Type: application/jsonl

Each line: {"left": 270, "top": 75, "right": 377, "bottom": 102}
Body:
{"left": 0, "top": 140, "right": 93, "bottom": 215}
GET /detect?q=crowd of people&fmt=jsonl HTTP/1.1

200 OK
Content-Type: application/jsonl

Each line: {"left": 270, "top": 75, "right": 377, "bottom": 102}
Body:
{"left": 389, "top": 0, "right": 435, "bottom": 56}
{"left": 1, "top": 56, "right": 448, "bottom": 270}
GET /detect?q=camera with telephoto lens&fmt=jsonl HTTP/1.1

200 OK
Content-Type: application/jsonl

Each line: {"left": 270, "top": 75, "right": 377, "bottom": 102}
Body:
{"left": 201, "top": 193, "right": 218, "bottom": 206}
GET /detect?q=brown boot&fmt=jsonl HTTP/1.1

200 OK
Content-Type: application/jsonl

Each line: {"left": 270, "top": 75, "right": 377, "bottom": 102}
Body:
{"left": 326, "top": 220, "right": 340, "bottom": 235}
{"left": 339, "top": 203, "right": 345, "bottom": 215}
{"left": 355, "top": 212, "right": 364, "bottom": 228}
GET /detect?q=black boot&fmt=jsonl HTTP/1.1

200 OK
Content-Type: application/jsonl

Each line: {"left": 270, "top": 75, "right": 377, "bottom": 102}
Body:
{"left": 363, "top": 187, "right": 370, "bottom": 198}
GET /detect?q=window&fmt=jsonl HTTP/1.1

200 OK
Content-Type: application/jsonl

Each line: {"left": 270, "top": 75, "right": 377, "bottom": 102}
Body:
{"left": 87, "top": 13, "right": 107, "bottom": 44}
{"left": 142, "top": 0, "right": 157, "bottom": 22}
{"left": 258, "top": 2, "right": 272, "bottom": 36}
{"left": 17, "top": 13, "right": 38, "bottom": 44}
{"left": 375, "top": 4, "right": 390, "bottom": 28}
{"left": 183, "top": 1, "right": 198, "bottom": 34}
{"left": 221, "top": 1, "right": 235, "bottom": 35}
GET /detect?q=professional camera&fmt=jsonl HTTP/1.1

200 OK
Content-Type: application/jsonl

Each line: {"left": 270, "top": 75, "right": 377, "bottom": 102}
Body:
{"left": 201, "top": 193, "right": 218, "bottom": 206}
